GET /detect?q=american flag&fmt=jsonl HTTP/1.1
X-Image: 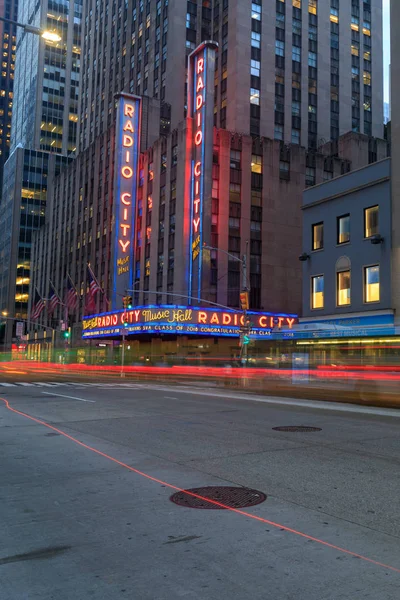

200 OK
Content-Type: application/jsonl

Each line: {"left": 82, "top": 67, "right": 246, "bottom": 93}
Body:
{"left": 31, "top": 288, "right": 45, "bottom": 320}
{"left": 65, "top": 274, "right": 78, "bottom": 312}
{"left": 85, "top": 264, "right": 101, "bottom": 314}
{"left": 48, "top": 282, "right": 60, "bottom": 315}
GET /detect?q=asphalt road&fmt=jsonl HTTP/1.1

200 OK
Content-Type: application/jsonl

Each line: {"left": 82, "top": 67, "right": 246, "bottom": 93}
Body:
{"left": 1, "top": 380, "right": 399, "bottom": 599}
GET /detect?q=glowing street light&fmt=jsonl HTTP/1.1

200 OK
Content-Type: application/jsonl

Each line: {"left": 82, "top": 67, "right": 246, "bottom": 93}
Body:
{"left": 41, "top": 30, "right": 62, "bottom": 43}
{"left": 0, "top": 17, "right": 61, "bottom": 43}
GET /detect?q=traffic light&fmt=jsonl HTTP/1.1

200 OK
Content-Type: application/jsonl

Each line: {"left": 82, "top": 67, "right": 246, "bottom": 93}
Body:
{"left": 123, "top": 296, "right": 133, "bottom": 309}
{"left": 63, "top": 330, "right": 70, "bottom": 339}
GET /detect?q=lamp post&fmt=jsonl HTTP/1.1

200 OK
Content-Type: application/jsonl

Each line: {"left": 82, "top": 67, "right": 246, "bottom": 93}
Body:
{"left": 203, "top": 242, "right": 251, "bottom": 365}
{"left": 0, "top": 16, "right": 62, "bottom": 42}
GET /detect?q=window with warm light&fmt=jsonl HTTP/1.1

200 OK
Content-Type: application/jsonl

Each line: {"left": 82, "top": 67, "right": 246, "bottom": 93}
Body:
{"left": 251, "top": 155, "right": 262, "bottom": 174}
{"left": 365, "top": 205, "right": 378, "bottom": 238}
{"left": 365, "top": 265, "right": 380, "bottom": 303}
{"left": 312, "top": 222, "right": 323, "bottom": 251}
{"left": 337, "top": 270, "right": 351, "bottom": 306}
{"left": 312, "top": 275, "right": 324, "bottom": 309}
{"left": 337, "top": 214, "right": 350, "bottom": 244}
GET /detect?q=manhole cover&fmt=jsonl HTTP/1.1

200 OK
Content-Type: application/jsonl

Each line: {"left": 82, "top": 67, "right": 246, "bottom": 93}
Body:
{"left": 272, "top": 426, "right": 322, "bottom": 432}
{"left": 170, "top": 486, "right": 267, "bottom": 510}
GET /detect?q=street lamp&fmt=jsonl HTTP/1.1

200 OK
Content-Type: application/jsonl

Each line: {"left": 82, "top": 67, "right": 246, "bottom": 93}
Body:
{"left": 0, "top": 16, "right": 62, "bottom": 42}
{"left": 203, "top": 242, "right": 251, "bottom": 364}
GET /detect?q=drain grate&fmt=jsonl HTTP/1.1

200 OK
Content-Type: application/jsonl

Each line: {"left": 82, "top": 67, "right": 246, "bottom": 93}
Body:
{"left": 170, "top": 486, "right": 267, "bottom": 510}
{"left": 272, "top": 426, "right": 321, "bottom": 432}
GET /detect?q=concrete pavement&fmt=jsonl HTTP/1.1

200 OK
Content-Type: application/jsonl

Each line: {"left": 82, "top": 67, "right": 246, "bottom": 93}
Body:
{"left": 0, "top": 383, "right": 399, "bottom": 599}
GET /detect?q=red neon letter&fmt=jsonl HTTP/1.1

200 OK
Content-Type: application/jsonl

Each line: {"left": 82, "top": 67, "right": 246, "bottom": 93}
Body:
{"left": 120, "top": 224, "right": 131, "bottom": 236}
{"left": 194, "top": 161, "right": 201, "bottom": 176}
{"left": 121, "top": 166, "right": 133, "bottom": 178}
{"left": 121, "top": 193, "right": 131, "bottom": 205}
{"left": 222, "top": 313, "right": 231, "bottom": 325}
{"left": 259, "top": 316, "right": 267, "bottom": 328}
{"left": 196, "top": 94, "right": 203, "bottom": 110}
{"left": 119, "top": 240, "right": 130, "bottom": 252}
{"left": 197, "top": 58, "right": 204, "bottom": 74}
{"left": 124, "top": 103, "right": 134, "bottom": 117}
{"left": 195, "top": 131, "right": 203, "bottom": 145}
{"left": 123, "top": 135, "right": 133, "bottom": 147}
{"left": 123, "top": 208, "right": 129, "bottom": 220}
{"left": 198, "top": 311, "right": 207, "bottom": 323}
{"left": 196, "top": 77, "right": 204, "bottom": 93}
{"left": 194, "top": 199, "right": 200, "bottom": 213}
{"left": 287, "top": 318, "right": 295, "bottom": 329}
{"left": 193, "top": 217, "right": 200, "bottom": 232}
{"left": 123, "top": 120, "right": 134, "bottom": 132}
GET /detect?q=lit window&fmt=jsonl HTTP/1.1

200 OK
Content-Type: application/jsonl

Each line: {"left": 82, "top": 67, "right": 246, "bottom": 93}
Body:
{"left": 308, "top": 0, "right": 317, "bottom": 15}
{"left": 337, "top": 214, "right": 350, "bottom": 244}
{"left": 312, "top": 275, "right": 324, "bottom": 309}
{"left": 250, "top": 87, "right": 260, "bottom": 105}
{"left": 251, "top": 155, "right": 262, "bottom": 174}
{"left": 363, "top": 72, "right": 371, "bottom": 85}
{"left": 293, "top": 0, "right": 301, "bottom": 8}
{"left": 351, "top": 44, "right": 359, "bottom": 56}
{"left": 365, "top": 265, "right": 380, "bottom": 303}
{"left": 251, "top": 3, "right": 261, "bottom": 20}
{"left": 312, "top": 222, "right": 323, "bottom": 250}
{"left": 365, "top": 205, "right": 379, "bottom": 238}
{"left": 337, "top": 271, "right": 351, "bottom": 306}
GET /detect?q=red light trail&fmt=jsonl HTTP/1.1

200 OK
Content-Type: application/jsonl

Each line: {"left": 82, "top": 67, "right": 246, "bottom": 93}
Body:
{"left": 1, "top": 394, "right": 399, "bottom": 575}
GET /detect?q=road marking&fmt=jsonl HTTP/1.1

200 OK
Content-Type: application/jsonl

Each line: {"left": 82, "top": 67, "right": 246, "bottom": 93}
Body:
{"left": 41, "top": 392, "right": 95, "bottom": 403}
{"left": 140, "top": 385, "right": 400, "bottom": 418}
{"left": 18, "top": 382, "right": 35, "bottom": 386}
{"left": 164, "top": 396, "right": 178, "bottom": 400}
{"left": 0, "top": 383, "right": 16, "bottom": 387}
{"left": 1, "top": 393, "right": 399, "bottom": 575}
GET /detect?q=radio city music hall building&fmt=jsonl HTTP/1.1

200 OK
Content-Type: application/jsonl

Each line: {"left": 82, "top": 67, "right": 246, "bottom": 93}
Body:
{"left": 28, "top": 6, "right": 388, "bottom": 361}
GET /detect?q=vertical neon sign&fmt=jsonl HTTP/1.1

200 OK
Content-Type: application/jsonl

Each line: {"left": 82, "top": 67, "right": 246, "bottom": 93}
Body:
{"left": 188, "top": 41, "right": 218, "bottom": 303}
{"left": 112, "top": 94, "right": 141, "bottom": 309}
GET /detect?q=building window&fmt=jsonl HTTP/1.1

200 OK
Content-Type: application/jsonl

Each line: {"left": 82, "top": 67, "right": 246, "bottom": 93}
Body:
{"left": 365, "top": 265, "right": 380, "bottom": 303}
{"left": 337, "top": 270, "right": 351, "bottom": 306}
{"left": 337, "top": 214, "right": 350, "bottom": 244}
{"left": 251, "top": 154, "right": 262, "bottom": 174}
{"left": 364, "top": 205, "right": 379, "bottom": 238}
{"left": 250, "top": 88, "right": 260, "bottom": 105}
{"left": 311, "top": 275, "right": 324, "bottom": 309}
{"left": 312, "top": 222, "right": 323, "bottom": 251}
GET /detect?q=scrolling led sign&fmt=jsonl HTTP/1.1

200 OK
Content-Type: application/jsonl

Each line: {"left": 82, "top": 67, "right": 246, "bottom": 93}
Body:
{"left": 82, "top": 305, "right": 298, "bottom": 340}
{"left": 112, "top": 94, "right": 141, "bottom": 308}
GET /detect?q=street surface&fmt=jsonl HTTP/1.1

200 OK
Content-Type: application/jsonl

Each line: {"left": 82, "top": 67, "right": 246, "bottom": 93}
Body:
{"left": 1, "top": 379, "right": 399, "bottom": 599}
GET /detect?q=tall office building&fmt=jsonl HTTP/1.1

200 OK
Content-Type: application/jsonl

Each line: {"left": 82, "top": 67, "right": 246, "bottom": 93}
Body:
{"left": 0, "top": 0, "right": 18, "bottom": 201}
{"left": 79, "top": 0, "right": 383, "bottom": 153}
{"left": 0, "top": 0, "right": 82, "bottom": 348}
{"left": 27, "top": 0, "right": 387, "bottom": 359}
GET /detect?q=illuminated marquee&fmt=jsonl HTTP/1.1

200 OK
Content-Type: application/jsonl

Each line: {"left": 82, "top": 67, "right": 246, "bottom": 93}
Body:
{"left": 112, "top": 94, "right": 141, "bottom": 308}
{"left": 188, "top": 41, "right": 218, "bottom": 302}
{"left": 82, "top": 305, "right": 298, "bottom": 340}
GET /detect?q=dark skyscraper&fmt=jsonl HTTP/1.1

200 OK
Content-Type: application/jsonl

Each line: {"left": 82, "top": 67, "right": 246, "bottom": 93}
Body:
{"left": 0, "top": 0, "right": 18, "bottom": 202}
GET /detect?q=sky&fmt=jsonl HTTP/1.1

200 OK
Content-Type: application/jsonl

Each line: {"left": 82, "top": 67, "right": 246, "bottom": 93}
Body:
{"left": 383, "top": 0, "right": 390, "bottom": 103}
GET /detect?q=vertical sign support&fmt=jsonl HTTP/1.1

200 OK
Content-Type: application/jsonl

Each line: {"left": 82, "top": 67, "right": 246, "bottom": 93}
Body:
{"left": 112, "top": 94, "right": 141, "bottom": 309}
{"left": 187, "top": 41, "right": 218, "bottom": 304}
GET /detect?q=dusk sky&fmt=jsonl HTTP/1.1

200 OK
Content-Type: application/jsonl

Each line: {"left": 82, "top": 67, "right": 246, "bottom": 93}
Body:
{"left": 383, "top": 0, "right": 390, "bottom": 103}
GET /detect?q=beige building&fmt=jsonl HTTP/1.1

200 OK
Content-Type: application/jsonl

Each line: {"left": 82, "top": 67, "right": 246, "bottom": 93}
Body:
{"left": 79, "top": 0, "right": 384, "bottom": 152}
